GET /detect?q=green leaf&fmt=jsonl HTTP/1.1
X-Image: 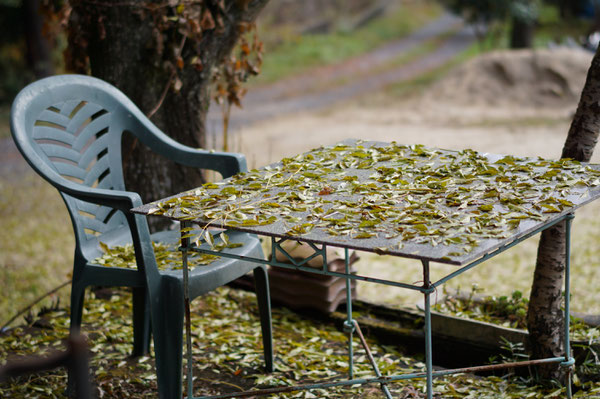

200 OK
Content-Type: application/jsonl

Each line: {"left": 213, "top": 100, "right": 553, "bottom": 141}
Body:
{"left": 205, "top": 231, "right": 215, "bottom": 248}
{"left": 99, "top": 241, "right": 110, "bottom": 253}
{"left": 219, "top": 232, "right": 229, "bottom": 246}
{"left": 355, "top": 231, "right": 375, "bottom": 239}
{"left": 358, "top": 220, "right": 379, "bottom": 228}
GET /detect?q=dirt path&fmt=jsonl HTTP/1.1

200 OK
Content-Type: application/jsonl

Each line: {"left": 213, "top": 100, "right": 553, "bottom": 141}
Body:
{"left": 207, "top": 12, "right": 475, "bottom": 132}
{"left": 243, "top": 12, "right": 465, "bottom": 102}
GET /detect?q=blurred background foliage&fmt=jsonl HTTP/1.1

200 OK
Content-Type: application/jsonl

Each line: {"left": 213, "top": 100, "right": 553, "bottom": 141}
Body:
{"left": 1, "top": 0, "right": 599, "bottom": 106}
{"left": 0, "top": 0, "right": 32, "bottom": 104}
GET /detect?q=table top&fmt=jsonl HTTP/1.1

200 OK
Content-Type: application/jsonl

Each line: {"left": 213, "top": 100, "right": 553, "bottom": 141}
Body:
{"left": 132, "top": 139, "right": 600, "bottom": 266}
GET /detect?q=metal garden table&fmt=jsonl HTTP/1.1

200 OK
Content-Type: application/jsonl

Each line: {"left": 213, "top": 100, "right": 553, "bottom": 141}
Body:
{"left": 133, "top": 139, "right": 600, "bottom": 399}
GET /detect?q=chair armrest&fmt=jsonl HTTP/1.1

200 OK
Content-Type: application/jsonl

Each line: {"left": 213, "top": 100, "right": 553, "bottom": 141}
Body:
{"left": 57, "top": 174, "right": 162, "bottom": 279}
{"left": 48, "top": 169, "right": 162, "bottom": 279}
{"left": 48, "top": 172, "right": 143, "bottom": 212}
{"left": 127, "top": 111, "right": 248, "bottom": 178}
{"left": 156, "top": 142, "right": 247, "bottom": 178}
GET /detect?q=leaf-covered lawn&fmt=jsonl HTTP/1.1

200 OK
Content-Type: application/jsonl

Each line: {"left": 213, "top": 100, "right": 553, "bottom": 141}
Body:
{"left": 2, "top": 286, "right": 600, "bottom": 398}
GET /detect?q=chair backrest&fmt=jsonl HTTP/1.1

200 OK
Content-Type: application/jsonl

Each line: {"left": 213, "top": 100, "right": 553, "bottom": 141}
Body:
{"left": 11, "top": 75, "right": 147, "bottom": 260}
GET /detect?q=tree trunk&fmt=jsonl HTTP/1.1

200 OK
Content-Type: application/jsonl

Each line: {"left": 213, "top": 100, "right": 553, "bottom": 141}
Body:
{"left": 528, "top": 45, "right": 600, "bottom": 382}
{"left": 509, "top": 17, "right": 534, "bottom": 49}
{"left": 23, "top": 0, "right": 54, "bottom": 78}
{"left": 557, "top": 0, "right": 573, "bottom": 19}
{"left": 67, "top": 0, "right": 269, "bottom": 229}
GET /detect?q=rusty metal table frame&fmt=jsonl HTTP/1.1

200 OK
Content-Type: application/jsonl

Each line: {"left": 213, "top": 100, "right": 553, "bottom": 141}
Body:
{"left": 135, "top": 140, "right": 600, "bottom": 398}
{"left": 179, "top": 214, "right": 576, "bottom": 399}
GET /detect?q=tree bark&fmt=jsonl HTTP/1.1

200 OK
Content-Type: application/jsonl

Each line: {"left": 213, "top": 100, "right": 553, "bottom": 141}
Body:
{"left": 67, "top": 0, "right": 269, "bottom": 229}
{"left": 23, "top": 0, "right": 54, "bottom": 78}
{"left": 528, "top": 45, "right": 600, "bottom": 382}
{"left": 509, "top": 17, "right": 534, "bottom": 49}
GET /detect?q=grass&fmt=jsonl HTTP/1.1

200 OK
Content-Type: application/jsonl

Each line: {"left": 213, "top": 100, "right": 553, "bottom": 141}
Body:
{"left": 385, "top": 56, "right": 462, "bottom": 98}
{"left": 457, "top": 114, "right": 572, "bottom": 129}
{"left": 272, "top": 29, "right": 462, "bottom": 99}
{"left": 0, "top": 105, "right": 10, "bottom": 139}
{"left": 253, "top": 1, "right": 443, "bottom": 84}
{"left": 0, "top": 172, "right": 73, "bottom": 329}
{"left": 464, "top": 4, "right": 595, "bottom": 52}
{"left": 533, "top": 5, "right": 595, "bottom": 48}
{"left": 378, "top": 35, "right": 487, "bottom": 100}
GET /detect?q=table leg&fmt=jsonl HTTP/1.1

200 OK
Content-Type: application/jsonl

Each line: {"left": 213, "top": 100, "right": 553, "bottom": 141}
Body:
{"left": 344, "top": 248, "right": 355, "bottom": 380}
{"left": 563, "top": 214, "right": 575, "bottom": 399}
{"left": 422, "top": 260, "right": 433, "bottom": 399}
{"left": 181, "top": 221, "right": 194, "bottom": 399}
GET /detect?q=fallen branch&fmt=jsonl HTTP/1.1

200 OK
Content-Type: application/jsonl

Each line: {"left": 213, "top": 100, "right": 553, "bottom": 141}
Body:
{"left": 1, "top": 280, "right": 72, "bottom": 332}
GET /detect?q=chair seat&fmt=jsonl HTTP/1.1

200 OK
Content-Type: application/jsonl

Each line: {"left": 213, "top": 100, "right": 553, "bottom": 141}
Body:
{"left": 150, "top": 229, "right": 265, "bottom": 297}
{"left": 88, "top": 227, "right": 264, "bottom": 296}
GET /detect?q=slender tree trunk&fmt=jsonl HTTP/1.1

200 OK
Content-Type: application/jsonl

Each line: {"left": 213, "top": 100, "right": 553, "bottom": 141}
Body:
{"left": 67, "top": 0, "right": 269, "bottom": 229}
{"left": 528, "top": 45, "right": 600, "bottom": 382}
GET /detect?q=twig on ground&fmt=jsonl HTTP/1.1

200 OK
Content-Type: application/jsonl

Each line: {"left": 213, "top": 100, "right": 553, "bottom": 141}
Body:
{"left": 1, "top": 279, "right": 72, "bottom": 332}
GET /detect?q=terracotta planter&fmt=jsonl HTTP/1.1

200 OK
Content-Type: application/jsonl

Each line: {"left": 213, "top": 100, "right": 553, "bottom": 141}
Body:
{"left": 268, "top": 241, "right": 359, "bottom": 314}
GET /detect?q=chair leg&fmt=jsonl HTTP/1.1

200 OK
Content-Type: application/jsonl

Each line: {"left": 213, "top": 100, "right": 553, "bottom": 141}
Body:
{"left": 69, "top": 281, "right": 86, "bottom": 333}
{"left": 67, "top": 281, "right": 86, "bottom": 397}
{"left": 132, "top": 287, "right": 151, "bottom": 356}
{"left": 253, "top": 266, "right": 274, "bottom": 373}
{"left": 151, "top": 289, "right": 185, "bottom": 399}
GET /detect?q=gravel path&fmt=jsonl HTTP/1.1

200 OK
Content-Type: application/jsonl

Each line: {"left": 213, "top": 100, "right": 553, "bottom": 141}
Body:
{"left": 241, "top": 12, "right": 465, "bottom": 103}
{"left": 207, "top": 12, "right": 476, "bottom": 131}
{"left": 0, "top": 136, "right": 30, "bottom": 179}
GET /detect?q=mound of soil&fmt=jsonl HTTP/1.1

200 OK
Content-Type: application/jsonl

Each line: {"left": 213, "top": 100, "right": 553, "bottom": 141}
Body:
{"left": 427, "top": 48, "right": 593, "bottom": 108}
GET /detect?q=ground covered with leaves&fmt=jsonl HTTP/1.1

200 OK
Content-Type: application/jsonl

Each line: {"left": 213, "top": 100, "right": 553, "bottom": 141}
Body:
{"left": 433, "top": 287, "right": 600, "bottom": 342}
{"left": 2, "top": 286, "right": 600, "bottom": 398}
